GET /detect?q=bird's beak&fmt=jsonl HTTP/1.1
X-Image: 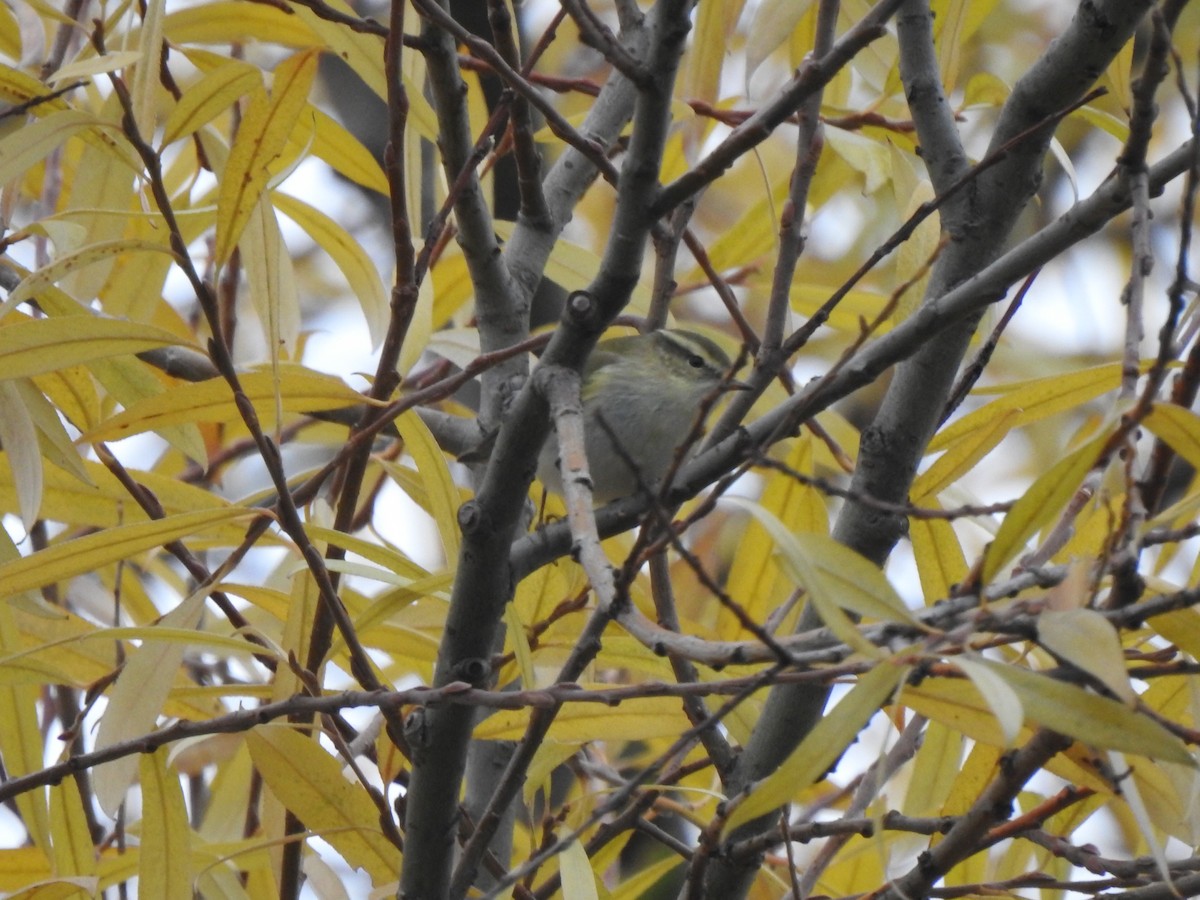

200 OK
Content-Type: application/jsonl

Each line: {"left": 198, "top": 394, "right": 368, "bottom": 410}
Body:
{"left": 723, "top": 379, "right": 753, "bottom": 393}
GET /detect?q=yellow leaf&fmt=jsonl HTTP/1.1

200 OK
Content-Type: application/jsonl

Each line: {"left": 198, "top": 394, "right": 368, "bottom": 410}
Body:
{"left": 475, "top": 695, "right": 691, "bottom": 742}
{"left": 0, "top": 63, "right": 70, "bottom": 115}
{"left": 744, "top": 0, "right": 814, "bottom": 86}
{"left": 0, "top": 314, "right": 187, "bottom": 380}
{"left": 0, "top": 381, "right": 42, "bottom": 528}
{"left": 273, "top": 192, "right": 388, "bottom": 345}
{"left": 560, "top": 840, "right": 600, "bottom": 900}
{"left": 955, "top": 656, "right": 1023, "bottom": 746}
{"left": 241, "top": 195, "right": 299, "bottom": 361}
{"left": 914, "top": 408, "right": 1019, "bottom": 500}
{"left": 82, "top": 367, "right": 375, "bottom": 442}
{"left": 214, "top": 49, "right": 319, "bottom": 264}
{"left": 394, "top": 410, "right": 461, "bottom": 564}
{"left": 978, "top": 660, "right": 1193, "bottom": 765}
{"left": 310, "top": 107, "right": 390, "bottom": 195}
{"left": 1038, "top": 608, "right": 1135, "bottom": 704}
{"left": 929, "top": 363, "right": 1131, "bottom": 453}
{"left": 138, "top": 749, "right": 193, "bottom": 896}
{"left": 161, "top": 61, "right": 262, "bottom": 145}
{"left": 246, "top": 726, "right": 402, "bottom": 885}
{"left": 1143, "top": 402, "right": 1200, "bottom": 470}
{"left": 94, "top": 588, "right": 209, "bottom": 815}
{"left": 724, "top": 497, "right": 918, "bottom": 626}
{"left": 909, "top": 506, "right": 968, "bottom": 603}
{"left": 47, "top": 778, "right": 95, "bottom": 878}
{"left": 163, "top": 2, "right": 319, "bottom": 47}
{"left": 2, "top": 239, "right": 177, "bottom": 314}
{"left": 725, "top": 436, "right": 828, "bottom": 634}
{"left": 723, "top": 661, "right": 906, "bottom": 833}
{"left": 131, "top": 0, "right": 166, "bottom": 136}
{"left": 0, "top": 110, "right": 96, "bottom": 185}
{"left": 0, "top": 508, "right": 255, "bottom": 601}
{"left": 983, "top": 435, "right": 1105, "bottom": 582}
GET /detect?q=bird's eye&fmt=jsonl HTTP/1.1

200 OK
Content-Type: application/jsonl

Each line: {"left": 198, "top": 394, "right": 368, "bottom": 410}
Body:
{"left": 688, "top": 354, "right": 705, "bottom": 369}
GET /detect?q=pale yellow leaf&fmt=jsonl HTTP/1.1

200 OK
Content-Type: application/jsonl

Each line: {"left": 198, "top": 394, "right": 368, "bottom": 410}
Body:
{"left": 1143, "top": 403, "right": 1200, "bottom": 470}
{"left": 241, "top": 195, "right": 299, "bottom": 361}
{"left": 82, "top": 367, "right": 375, "bottom": 442}
{"left": 0, "top": 110, "right": 95, "bottom": 186}
{"left": 824, "top": 128, "right": 892, "bottom": 194}
{"left": 1038, "top": 608, "right": 1135, "bottom": 704}
{"left": 394, "top": 410, "right": 460, "bottom": 564}
{"left": 0, "top": 314, "right": 187, "bottom": 380}
{"left": 0, "top": 63, "right": 70, "bottom": 114}
{"left": 163, "top": 2, "right": 319, "bottom": 47}
{"left": 215, "top": 49, "right": 319, "bottom": 264}
{"left": 929, "top": 363, "right": 1133, "bottom": 453}
{"left": 138, "top": 748, "right": 193, "bottom": 895}
{"left": 560, "top": 840, "right": 600, "bottom": 900}
{"left": 309, "top": 104, "right": 390, "bottom": 191}
{"left": 0, "top": 508, "right": 255, "bottom": 601}
{"left": 94, "top": 587, "right": 208, "bottom": 815}
{"left": 914, "top": 408, "right": 1019, "bottom": 500}
{"left": 745, "top": 0, "right": 814, "bottom": 87}
{"left": 723, "top": 661, "right": 906, "bottom": 833}
{"left": 475, "top": 695, "right": 690, "bottom": 742}
{"left": 47, "top": 778, "right": 95, "bottom": 878}
{"left": 909, "top": 506, "right": 968, "bottom": 603}
{"left": 162, "top": 61, "right": 262, "bottom": 145}
{"left": 0, "top": 381, "right": 42, "bottom": 528}
{"left": 246, "top": 726, "right": 401, "bottom": 885}
{"left": 131, "top": 0, "right": 166, "bottom": 135}
{"left": 273, "top": 191, "right": 388, "bottom": 346}
{"left": 724, "top": 496, "right": 917, "bottom": 626}
{"left": 1, "top": 240, "right": 176, "bottom": 316}
{"left": 983, "top": 436, "right": 1105, "bottom": 582}
{"left": 505, "top": 600, "right": 537, "bottom": 691}
{"left": 956, "top": 655, "right": 1023, "bottom": 746}
{"left": 979, "top": 660, "right": 1193, "bottom": 764}
{"left": 47, "top": 50, "right": 142, "bottom": 85}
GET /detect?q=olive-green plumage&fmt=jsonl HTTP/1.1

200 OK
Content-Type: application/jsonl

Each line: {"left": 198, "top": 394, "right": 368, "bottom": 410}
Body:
{"left": 537, "top": 329, "right": 734, "bottom": 502}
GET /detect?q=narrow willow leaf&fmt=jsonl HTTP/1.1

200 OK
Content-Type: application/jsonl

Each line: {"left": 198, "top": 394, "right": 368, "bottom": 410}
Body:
{"left": 724, "top": 496, "right": 918, "bottom": 626}
{"left": 0, "top": 508, "right": 254, "bottom": 601}
{"left": 475, "top": 696, "right": 690, "bottom": 742}
{"left": 0, "top": 381, "right": 42, "bottom": 528}
{"left": 82, "top": 367, "right": 376, "bottom": 442}
{"left": 979, "top": 660, "right": 1193, "bottom": 765}
{"left": 273, "top": 191, "right": 387, "bottom": 346}
{"left": 560, "top": 840, "right": 600, "bottom": 900}
{"left": 246, "top": 726, "right": 401, "bottom": 885}
{"left": 914, "top": 408, "right": 1020, "bottom": 500}
{"left": 138, "top": 749, "right": 193, "bottom": 896}
{"left": 0, "top": 109, "right": 95, "bottom": 185}
{"left": 1142, "top": 403, "right": 1200, "bottom": 470}
{"left": 983, "top": 435, "right": 1105, "bottom": 582}
{"left": 929, "top": 363, "right": 1136, "bottom": 453}
{"left": 723, "top": 661, "right": 907, "bottom": 833}
{"left": 161, "top": 61, "right": 261, "bottom": 145}
{"left": 94, "top": 588, "right": 208, "bottom": 816}
{"left": 214, "top": 48, "right": 318, "bottom": 264}
{"left": 1038, "top": 608, "right": 1135, "bottom": 704}
{"left": 394, "top": 410, "right": 460, "bottom": 564}
{"left": 47, "top": 777, "right": 94, "bottom": 878}
{"left": 956, "top": 656, "right": 1023, "bottom": 745}
{"left": 0, "top": 314, "right": 187, "bottom": 380}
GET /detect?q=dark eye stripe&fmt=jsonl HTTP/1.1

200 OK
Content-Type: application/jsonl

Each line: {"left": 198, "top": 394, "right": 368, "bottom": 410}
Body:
{"left": 655, "top": 330, "right": 732, "bottom": 374}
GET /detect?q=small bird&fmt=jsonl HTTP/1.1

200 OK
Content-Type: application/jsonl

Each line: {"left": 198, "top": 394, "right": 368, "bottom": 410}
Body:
{"left": 537, "top": 329, "right": 738, "bottom": 503}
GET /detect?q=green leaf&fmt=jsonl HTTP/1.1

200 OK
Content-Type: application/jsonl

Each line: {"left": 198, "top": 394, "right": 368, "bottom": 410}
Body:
{"left": 978, "top": 660, "right": 1193, "bottom": 765}
{"left": 723, "top": 660, "right": 907, "bottom": 832}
